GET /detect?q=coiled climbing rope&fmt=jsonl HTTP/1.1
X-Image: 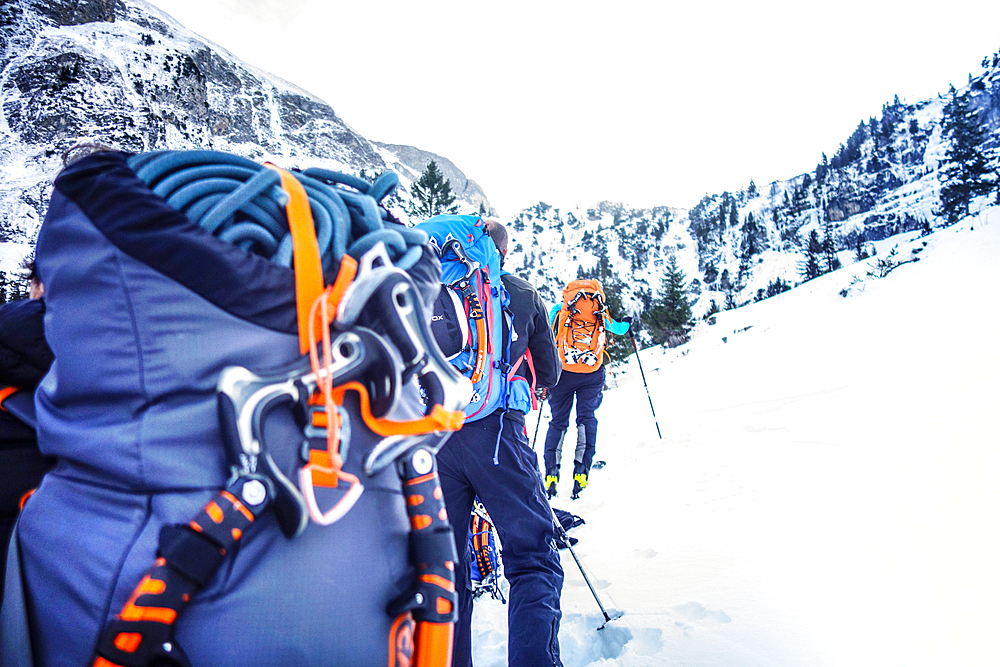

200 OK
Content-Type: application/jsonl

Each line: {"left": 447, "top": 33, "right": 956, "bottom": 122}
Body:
{"left": 126, "top": 150, "right": 426, "bottom": 272}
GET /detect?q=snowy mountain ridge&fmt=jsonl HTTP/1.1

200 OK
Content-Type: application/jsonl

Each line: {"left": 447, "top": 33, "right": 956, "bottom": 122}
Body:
{"left": 501, "top": 54, "right": 1000, "bottom": 323}
{"left": 1, "top": 0, "right": 998, "bottom": 334}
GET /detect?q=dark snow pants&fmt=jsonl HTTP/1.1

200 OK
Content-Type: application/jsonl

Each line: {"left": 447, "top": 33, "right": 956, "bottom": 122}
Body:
{"left": 542, "top": 367, "right": 606, "bottom": 478}
{"left": 437, "top": 409, "right": 564, "bottom": 667}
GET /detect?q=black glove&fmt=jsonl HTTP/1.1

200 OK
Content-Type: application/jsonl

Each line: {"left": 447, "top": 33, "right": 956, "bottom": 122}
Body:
{"left": 622, "top": 315, "right": 633, "bottom": 325}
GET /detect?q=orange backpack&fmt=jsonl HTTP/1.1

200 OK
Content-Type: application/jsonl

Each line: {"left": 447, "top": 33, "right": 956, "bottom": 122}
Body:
{"left": 552, "top": 279, "right": 609, "bottom": 373}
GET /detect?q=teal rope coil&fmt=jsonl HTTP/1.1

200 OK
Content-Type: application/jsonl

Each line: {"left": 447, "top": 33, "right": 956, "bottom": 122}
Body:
{"left": 126, "top": 150, "right": 427, "bottom": 272}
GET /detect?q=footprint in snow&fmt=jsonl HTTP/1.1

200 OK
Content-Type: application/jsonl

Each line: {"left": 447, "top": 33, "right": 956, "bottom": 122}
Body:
{"left": 633, "top": 548, "right": 657, "bottom": 559}
{"left": 671, "top": 601, "right": 731, "bottom": 625}
{"left": 569, "top": 577, "right": 611, "bottom": 591}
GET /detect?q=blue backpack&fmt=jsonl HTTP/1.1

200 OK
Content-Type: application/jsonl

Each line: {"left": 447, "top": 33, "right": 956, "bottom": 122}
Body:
{"left": 416, "top": 215, "right": 511, "bottom": 422}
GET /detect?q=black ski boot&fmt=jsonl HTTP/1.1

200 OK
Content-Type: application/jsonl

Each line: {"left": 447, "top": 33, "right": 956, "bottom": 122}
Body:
{"left": 545, "top": 472, "right": 558, "bottom": 499}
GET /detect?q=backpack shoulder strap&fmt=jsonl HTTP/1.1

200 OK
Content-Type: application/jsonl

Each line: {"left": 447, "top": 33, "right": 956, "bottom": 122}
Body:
{"left": 507, "top": 348, "right": 538, "bottom": 412}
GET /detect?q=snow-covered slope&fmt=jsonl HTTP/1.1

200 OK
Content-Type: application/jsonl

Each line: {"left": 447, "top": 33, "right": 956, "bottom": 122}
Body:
{"left": 474, "top": 204, "right": 1000, "bottom": 666}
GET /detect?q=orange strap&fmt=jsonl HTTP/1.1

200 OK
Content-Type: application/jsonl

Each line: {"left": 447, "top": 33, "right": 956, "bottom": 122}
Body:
{"left": 265, "top": 164, "right": 324, "bottom": 355}
{"left": 470, "top": 316, "right": 487, "bottom": 384}
{"left": 333, "top": 381, "right": 465, "bottom": 437}
{"left": 0, "top": 385, "right": 18, "bottom": 410}
{"left": 19, "top": 488, "right": 36, "bottom": 511}
{"left": 466, "top": 274, "right": 488, "bottom": 384}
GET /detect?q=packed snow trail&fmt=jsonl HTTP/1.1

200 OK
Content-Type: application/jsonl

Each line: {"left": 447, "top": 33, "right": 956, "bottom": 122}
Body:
{"left": 472, "top": 208, "right": 1000, "bottom": 666}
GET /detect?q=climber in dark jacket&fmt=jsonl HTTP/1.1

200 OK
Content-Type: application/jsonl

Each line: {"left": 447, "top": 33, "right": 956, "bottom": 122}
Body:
{"left": 0, "top": 267, "right": 55, "bottom": 597}
{"left": 435, "top": 219, "right": 564, "bottom": 667}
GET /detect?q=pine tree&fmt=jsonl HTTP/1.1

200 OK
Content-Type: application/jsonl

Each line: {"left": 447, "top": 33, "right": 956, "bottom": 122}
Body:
{"left": 408, "top": 160, "right": 457, "bottom": 219}
{"left": 822, "top": 218, "right": 841, "bottom": 273}
{"left": 740, "top": 212, "right": 763, "bottom": 260}
{"left": 854, "top": 236, "right": 870, "bottom": 261}
{"left": 801, "top": 230, "right": 824, "bottom": 281}
{"left": 724, "top": 291, "right": 738, "bottom": 310}
{"left": 718, "top": 192, "right": 730, "bottom": 229}
{"left": 936, "top": 91, "right": 997, "bottom": 223}
{"left": 642, "top": 255, "right": 693, "bottom": 348}
{"left": 816, "top": 153, "right": 829, "bottom": 184}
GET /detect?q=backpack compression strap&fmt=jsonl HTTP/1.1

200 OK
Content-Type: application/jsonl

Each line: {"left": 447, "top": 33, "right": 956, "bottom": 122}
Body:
{"left": 92, "top": 476, "right": 272, "bottom": 667}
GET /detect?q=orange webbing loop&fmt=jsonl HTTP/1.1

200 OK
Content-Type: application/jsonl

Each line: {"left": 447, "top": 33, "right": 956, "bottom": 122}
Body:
{"left": 332, "top": 382, "right": 465, "bottom": 437}
{"left": 265, "top": 164, "right": 324, "bottom": 355}
{"left": 267, "top": 163, "right": 365, "bottom": 522}
{"left": 297, "top": 258, "right": 365, "bottom": 525}
{"left": 326, "top": 255, "right": 358, "bottom": 320}
{"left": 0, "top": 385, "right": 18, "bottom": 410}
{"left": 306, "top": 256, "right": 359, "bottom": 466}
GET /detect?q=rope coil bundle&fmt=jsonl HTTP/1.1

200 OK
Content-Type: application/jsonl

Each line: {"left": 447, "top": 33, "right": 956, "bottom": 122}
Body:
{"left": 126, "top": 150, "right": 426, "bottom": 273}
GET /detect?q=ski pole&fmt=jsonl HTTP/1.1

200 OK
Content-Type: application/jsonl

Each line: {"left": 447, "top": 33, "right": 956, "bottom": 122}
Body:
{"left": 549, "top": 506, "right": 619, "bottom": 630}
{"left": 628, "top": 330, "right": 662, "bottom": 439}
{"left": 530, "top": 398, "right": 546, "bottom": 451}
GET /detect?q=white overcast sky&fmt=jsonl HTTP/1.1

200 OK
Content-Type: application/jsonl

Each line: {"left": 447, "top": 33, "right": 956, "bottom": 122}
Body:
{"left": 149, "top": 0, "right": 1000, "bottom": 216}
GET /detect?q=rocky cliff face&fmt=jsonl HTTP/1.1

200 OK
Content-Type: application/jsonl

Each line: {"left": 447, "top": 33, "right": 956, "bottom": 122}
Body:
{"left": 0, "top": 0, "right": 487, "bottom": 260}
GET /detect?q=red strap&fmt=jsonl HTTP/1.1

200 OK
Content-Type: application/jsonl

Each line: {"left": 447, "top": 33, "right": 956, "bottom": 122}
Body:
{"left": 507, "top": 349, "right": 538, "bottom": 412}
{"left": 0, "top": 386, "right": 18, "bottom": 411}
{"left": 525, "top": 349, "right": 537, "bottom": 411}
